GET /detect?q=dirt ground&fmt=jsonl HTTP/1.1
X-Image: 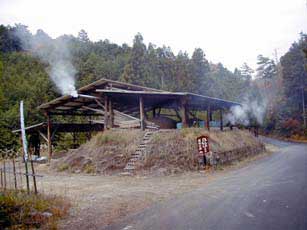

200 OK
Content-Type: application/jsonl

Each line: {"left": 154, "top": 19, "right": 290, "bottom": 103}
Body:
{"left": 33, "top": 144, "right": 276, "bottom": 230}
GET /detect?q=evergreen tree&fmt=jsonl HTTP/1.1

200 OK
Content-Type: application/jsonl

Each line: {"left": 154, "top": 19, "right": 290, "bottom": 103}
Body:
{"left": 120, "top": 33, "right": 148, "bottom": 86}
{"left": 78, "top": 29, "right": 90, "bottom": 43}
{"left": 240, "top": 62, "right": 254, "bottom": 81}
{"left": 256, "top": 55, "right": 277, "bottom": 79}
{"left": 190, "top": 48, "right": 210, "bottom": 94}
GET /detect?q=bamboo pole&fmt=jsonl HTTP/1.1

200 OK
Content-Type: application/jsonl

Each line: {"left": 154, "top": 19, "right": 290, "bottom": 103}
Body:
{"left": 12, "top": 157, "right": 17, "bottom": 190}
{"left": 20, "top": 101, "right": 30, "bottom": 194}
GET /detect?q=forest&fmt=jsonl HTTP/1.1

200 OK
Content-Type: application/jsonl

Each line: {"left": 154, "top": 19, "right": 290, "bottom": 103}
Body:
{"left": 0, "top": 24, "right": 306, "bottom": 149}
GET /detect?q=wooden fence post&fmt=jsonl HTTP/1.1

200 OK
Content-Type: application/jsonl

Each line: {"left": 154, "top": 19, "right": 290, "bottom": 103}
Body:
{"left": 3, "top": 160, "right": 6, "bottom": 190}
{"left": 30, "top": 158, "right": 37, "bottom": 194}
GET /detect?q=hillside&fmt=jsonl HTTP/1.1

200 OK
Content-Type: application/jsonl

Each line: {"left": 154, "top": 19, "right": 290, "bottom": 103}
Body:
{"left": 52, "top": 128, "right": 265, "bottom": 175}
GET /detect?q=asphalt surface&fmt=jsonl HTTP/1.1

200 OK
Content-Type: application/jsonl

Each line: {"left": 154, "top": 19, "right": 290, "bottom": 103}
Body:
{"left": 105, "top": 138, "right": 307, "bottom": 230}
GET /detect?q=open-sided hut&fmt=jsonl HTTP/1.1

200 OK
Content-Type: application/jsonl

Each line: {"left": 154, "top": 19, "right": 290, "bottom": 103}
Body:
{"left": 16, "top": 78, "right": 241, "bottom": 158}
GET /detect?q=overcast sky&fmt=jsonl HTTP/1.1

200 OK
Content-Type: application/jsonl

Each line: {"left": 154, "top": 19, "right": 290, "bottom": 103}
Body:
{"left": 1, "top": 0, "right": 307, "bottom": 71}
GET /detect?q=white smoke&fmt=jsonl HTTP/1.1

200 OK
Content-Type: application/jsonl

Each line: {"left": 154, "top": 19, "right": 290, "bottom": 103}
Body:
{"left": 226, "top": 98, "right": 267, "bottom": 126}
{"left": 49, "top": 61, "right": 78, "bottom": 97}
{"left": 16, "top": 29, "right": 78, "bottom": 97}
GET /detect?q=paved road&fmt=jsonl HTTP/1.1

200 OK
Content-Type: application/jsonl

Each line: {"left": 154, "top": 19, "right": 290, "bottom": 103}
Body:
{"left": 105, "top": 138, "right": 307, "bottom": 230}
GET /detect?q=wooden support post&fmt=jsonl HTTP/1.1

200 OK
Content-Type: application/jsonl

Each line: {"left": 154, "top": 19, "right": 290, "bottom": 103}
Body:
{"left": 139, "top": 96, "right": 145, "bottom": 131}
{"left": 47, "top": 113, "right": 52, "bottom": 161}
{"left": 206, "top": 106, "right": 210, "bottom": 131}
{"left": 73, "top": 132, "right": 76, "bottom": 148}
{"left": 104, "top": 96, "right": 109, "bottom": 129}
{"left": 152, "top": 108, "right": 156, "bottom": 118}
{"left": 109, "top": 99, "right": 114, "bottom": 128}
{"left": 220, "top": 109, "right": 223, "bottom": 131}
{"left": 180, "top": 97, "right": 188, "bottom": 128}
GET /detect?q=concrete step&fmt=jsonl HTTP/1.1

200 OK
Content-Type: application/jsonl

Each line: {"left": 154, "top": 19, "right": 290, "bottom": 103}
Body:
{"left": 124, "top": 166, "right": 135, "bottom": 171}
{"left": 123, "top": 127, "right": 160, "bottom": 173}
{"left": 129, "top": 158, "right": 139, "bottom": 162}
{"left": 119, "top": 172, "right": 133, "bottom": 176}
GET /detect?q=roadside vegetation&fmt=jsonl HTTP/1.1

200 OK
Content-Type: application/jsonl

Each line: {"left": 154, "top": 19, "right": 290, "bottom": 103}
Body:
{"left": 0, "top": 190, "right": 70, "bottom": 229}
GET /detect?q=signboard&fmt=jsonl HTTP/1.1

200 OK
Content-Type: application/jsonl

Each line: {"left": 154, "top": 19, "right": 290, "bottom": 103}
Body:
{"left": 197, "top": 135, "right": 210, "bottom": 155}
{"left": 197, "top": 135, "right": 210, "bottom": 166}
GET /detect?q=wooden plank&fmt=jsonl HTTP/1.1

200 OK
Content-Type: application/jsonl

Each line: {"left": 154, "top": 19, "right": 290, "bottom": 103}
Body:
{"left": 81, "top": 106, "right": 104, "bottom": 114}
{"left": 90, "top": 120, "right": 104, "bottom": 124}
{"left": 78, "top": 94, "right": 100, "bottom": 100}
{"left": 38, "top": 131, "right": 48, "bottom": 142}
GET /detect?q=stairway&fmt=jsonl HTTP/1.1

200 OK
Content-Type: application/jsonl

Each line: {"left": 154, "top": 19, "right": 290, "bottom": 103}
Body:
{"left": 123, "top": 125, "right": 159, "bottom": 174}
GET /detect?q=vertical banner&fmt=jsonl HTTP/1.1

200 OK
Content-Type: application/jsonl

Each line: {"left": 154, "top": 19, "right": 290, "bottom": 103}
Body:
{"left": 20, "top": 101, "right": 28, "bottom": 162}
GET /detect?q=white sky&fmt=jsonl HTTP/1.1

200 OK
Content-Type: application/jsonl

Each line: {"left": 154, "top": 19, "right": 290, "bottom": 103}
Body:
{"left": 1, "top": 0, "right": 307, "bottom": 71}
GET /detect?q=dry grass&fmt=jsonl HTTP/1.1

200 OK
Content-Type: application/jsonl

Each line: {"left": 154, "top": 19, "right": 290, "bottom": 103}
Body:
{"left": 52, "top": 128, "right": 264, "bottom": 175}
{"left": 0, "top": 190, "right": 70, "bottom": 230}
{"left": 143, "top": 128, "right": 264, "bottom": 174}
{"left": 52, "top": 129, "right": 143, "bottom": 174}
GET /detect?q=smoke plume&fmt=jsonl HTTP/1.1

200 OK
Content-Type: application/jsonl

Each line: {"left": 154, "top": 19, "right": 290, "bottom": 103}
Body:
{"left": 16, "top": 29, "right": 78, "bottom": 97}
{"left": 226, "top": 97, "right": 267, "bottom": 126}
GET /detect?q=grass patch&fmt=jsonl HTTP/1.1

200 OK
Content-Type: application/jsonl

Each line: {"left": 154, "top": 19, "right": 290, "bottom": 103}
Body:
{"left": 0, "top": 190, "right": 70, "bottom": 229}
{"left": 57, "top": 163, "right": 70, "bottom": 172}
{"left": 93, "top": 131, "right": 126, "bottom": 146}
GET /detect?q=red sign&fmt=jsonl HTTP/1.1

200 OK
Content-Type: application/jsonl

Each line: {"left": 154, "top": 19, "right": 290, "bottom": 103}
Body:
{"left": 197, "top": 135, "right": 210, "bottom": 156}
